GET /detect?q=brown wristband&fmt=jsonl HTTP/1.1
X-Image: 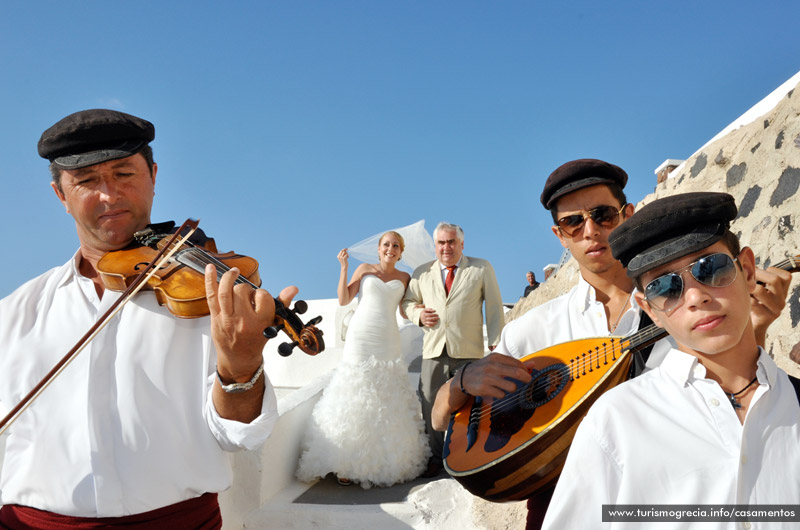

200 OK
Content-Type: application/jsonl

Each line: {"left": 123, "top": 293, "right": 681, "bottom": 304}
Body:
{"left": 459, "top": 361, "right": 473, "bottom": 396}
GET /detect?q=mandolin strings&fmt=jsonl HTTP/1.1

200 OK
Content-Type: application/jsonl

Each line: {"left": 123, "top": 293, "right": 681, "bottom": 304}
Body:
{"left": 467, "top": 325, "right": 667, "bottom": 422}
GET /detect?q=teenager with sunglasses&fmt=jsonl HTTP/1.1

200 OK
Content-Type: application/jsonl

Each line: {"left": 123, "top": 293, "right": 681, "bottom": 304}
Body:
{"left": 430, "top": 159, "right": 791, "bottom": 529}
{"left": 542, "top": 192, "right": 800, "bottom": 529}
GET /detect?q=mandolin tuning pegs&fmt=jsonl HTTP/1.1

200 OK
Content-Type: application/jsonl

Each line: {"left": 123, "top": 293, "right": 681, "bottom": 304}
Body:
{"left": 278, "top": 341, "right": 298, "bottom": 357}
{"left": 292, "top": 300, "right": 308, "bottom": 314}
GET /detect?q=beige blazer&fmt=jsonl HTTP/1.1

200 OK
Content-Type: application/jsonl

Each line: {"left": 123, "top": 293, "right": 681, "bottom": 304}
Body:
{"left": 402, "top": 256, "right": 504, "bottom": 360}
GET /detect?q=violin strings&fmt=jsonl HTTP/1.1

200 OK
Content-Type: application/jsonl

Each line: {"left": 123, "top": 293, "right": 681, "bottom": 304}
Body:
{"left": 174, "top": 246, "right": 260, "bottom": 290}
{"left": 772, "top": 256, "right": 797, "bottom": 271}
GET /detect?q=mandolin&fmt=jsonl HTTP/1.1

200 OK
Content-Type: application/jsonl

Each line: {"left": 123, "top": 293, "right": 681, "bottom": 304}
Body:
{"left": 443, "top": 252, "right": 799, "bottom": 502}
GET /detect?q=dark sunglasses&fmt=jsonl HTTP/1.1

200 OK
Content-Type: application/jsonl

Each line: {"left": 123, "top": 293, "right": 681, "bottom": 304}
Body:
{"left": 556, "top": 204, "right": 627, "bottom": 237}
{"left": 643, "top": 252, "right": 739, "bottom": 315}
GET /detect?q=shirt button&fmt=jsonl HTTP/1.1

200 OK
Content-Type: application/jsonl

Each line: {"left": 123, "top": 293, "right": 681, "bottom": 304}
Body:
{"left": 742, "top": 522, "right": 751, "bottom": 529}
{"left": 710, "top": 398, "right": 720, "bottom": 407}
{"left": 741, "top": 455, "right": 747, "bottom": 465}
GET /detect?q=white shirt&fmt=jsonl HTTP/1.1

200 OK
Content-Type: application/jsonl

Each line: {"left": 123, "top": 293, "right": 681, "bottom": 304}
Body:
{"left": 439, "top": 257, "right": 463, "bottom": 285}
{"left": 542, "top": 347, "right": 800, "bottom": 530}
{"left": 0, "top": 252, "right": 278, "bottom": 517}
{"left": 496, "top": 275, "right": 672, "bottom": 363}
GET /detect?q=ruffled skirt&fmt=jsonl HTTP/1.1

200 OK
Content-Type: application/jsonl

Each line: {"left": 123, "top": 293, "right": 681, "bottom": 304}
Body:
{"left": 296, "top": 355, "right": 431, "bottom": 489}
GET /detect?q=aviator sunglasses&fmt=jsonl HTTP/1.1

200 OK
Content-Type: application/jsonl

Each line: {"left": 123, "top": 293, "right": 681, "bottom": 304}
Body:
{"left": 643, "top": 252, "right": 739, "bottom": 315}
{"left": 556, "top": 204, "right": 627, "bottom": 237}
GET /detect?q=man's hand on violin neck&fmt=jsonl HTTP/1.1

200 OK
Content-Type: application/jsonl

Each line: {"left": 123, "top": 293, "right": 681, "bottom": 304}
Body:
{"left": 204, "top": 265, "right": 298, "bottom": 371}
{"left": 205, "top": 265, "right": 298, "bottom": 422}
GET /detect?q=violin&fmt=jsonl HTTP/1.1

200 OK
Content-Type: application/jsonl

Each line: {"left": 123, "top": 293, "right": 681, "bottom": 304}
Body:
{"left": 0, "top": 219, "right": 322, "bottom": 437}
{"left": 96, "top": 220, "right": 325, "bottom": 357}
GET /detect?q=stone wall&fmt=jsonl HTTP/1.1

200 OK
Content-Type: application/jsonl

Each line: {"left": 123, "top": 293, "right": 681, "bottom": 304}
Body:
{"left": 508, "top": 81, "right": 800, "bottom": 377}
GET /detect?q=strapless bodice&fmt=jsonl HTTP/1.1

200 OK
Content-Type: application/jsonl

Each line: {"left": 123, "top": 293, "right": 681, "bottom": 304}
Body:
{"left": 343, "top": 275, "right": 405, "bottom": 362}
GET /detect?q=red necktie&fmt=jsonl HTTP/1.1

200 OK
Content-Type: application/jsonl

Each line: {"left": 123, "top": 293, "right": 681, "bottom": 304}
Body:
{"left": 445, "top": 265, "right": 456, "bottom": 296}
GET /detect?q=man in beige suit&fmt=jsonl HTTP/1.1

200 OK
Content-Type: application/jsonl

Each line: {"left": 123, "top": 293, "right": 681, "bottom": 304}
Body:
{"left": 402, "top": 222, "right": 504, "bottom": 476}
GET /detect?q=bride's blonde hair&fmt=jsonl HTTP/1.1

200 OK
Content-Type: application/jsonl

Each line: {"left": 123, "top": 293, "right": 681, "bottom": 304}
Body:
{"left": 379, "top": 231, "right": 405, "bottom": 252}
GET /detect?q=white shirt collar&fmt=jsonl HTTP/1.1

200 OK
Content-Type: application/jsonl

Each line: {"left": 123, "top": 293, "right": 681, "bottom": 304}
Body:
{"left": 660, "top": 346, "right": 777, "bottom": 387}
{"left": 439, "top": 257, "right": 463, "bottom": 271}
{"left": 575, "top": 274, "right": 635, "bottom": 315}
{"left": 575, "top": 275, "right": 595, "bottom": 312}
{"left": 49, "top": 248, "right": 83, "bottom": 291}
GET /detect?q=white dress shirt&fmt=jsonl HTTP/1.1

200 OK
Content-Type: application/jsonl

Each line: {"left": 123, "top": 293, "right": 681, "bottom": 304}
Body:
{"left": 439, "top": 257, "right": 463, "bottom": 285}
{"left": 542, "top": 347, "right": 800, "bottom": 530}
{"left": 0, "top": 252, "right": 278, "bottom": 517}
{"left": 496, "top": 275, "right": 672, "bottom": 363}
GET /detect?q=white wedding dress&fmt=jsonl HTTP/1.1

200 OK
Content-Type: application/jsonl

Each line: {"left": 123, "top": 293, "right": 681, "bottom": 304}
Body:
{"left": 296, "top": 275, "right": 431, "bottom": 488}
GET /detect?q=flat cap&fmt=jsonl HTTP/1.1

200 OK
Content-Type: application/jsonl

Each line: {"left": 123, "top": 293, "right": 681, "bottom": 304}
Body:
{"left": 540, "top": 158, "right": 628, "bottom": 209}
{"left": 609, "top": 192, "right": 738, "bottom": 278}
{"left": 38, "top": 109, "right": 154, "bottom": 170}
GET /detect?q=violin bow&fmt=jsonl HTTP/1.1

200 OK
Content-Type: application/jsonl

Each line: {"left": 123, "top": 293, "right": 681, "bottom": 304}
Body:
{"left": 0, "top": 219, "right": 200, "bottom": 436}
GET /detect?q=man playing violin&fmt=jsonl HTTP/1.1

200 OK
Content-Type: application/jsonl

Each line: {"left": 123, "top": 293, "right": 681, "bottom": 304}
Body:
{"left": 0, "top": 109, "right": 290, "bottom": 528}
{"left": 430, "top": 159, "right": 792, "bottom": 529}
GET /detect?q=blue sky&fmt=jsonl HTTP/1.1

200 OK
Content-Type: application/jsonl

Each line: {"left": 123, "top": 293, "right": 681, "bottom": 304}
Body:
{"left": 1, "top": 2, "right": 798, "bottom": 304}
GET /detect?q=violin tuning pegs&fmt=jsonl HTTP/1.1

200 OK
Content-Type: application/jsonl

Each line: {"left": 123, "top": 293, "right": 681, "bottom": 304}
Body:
{"left": 278, "top": 342, "right": 298, "bottom": 357}
{"left": 292, "top": 300, "right": 308, "bottom": 314}
{"left": 263, "top": 323, "right": 283, "bottom": 339}
{"left": 307, "top": 316, "right": 322, "bottom": 326}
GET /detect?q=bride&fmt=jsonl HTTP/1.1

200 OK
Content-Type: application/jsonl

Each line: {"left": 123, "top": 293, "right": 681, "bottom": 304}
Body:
{"left": 296, "top": 231, "right": 431, "bottom": 488}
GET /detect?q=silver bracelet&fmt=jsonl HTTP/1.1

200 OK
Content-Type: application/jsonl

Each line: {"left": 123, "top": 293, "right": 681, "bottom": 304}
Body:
{"left": 216, "top": 361, "right": 264, "bottom": 394}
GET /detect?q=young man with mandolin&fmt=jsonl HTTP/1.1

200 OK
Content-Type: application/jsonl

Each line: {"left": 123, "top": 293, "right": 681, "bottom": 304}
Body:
{"left": 0, "top": 110, "right": 292, "bottom": 528}
{"left": 542, "top": 192, "right": 800, "bottom": 529}
{"left": 430, "top": 159, "right": 792, "bottom": 529}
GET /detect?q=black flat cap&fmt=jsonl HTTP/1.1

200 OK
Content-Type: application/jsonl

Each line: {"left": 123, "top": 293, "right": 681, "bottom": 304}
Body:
{"left": 38, "top": 109, "right": 154, "bottom": 170}
{"left": 540, "top": 158, "right": 628, "bottom": 209}
{"left": 609, "top": 192, "right": 738, "bottom": 278}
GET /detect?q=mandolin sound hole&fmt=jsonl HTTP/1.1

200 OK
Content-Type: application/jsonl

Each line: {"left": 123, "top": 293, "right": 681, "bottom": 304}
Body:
{"left": 484, "top": 363, "right": 570, "bottom": 452}
{"left": 521, "top": 363, "right": 568, "bottom": 410}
